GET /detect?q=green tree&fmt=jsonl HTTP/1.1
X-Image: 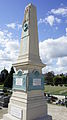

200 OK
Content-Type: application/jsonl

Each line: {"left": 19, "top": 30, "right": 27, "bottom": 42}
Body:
{"left": 62, "top": 76, "right": 67, "bottom": 84}
{"left": 45, "top": 71, "right": 54, "bottom": 85}
{"left": 53, "top": 75, "right": 62, "bottom": 86}
{"left": 4, "top": 66, "right": 15, "bottom": 88}
{"left": 1, "top": 68, "right": 8, "bottom": 84}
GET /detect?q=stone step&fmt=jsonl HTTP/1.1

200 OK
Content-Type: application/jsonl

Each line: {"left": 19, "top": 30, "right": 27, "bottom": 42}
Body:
{"left": 34, "top": 115, "right": 52, "bottom": 120}
{"left": 3, "top": 114, "right": 20, "bottom": 120}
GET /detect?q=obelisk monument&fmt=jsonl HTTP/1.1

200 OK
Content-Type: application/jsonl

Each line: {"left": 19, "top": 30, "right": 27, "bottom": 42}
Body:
{"left": 2, "top": 3, "right": 52, "bottom": 120}
{"left": 13, "top": 3, "right": 45, "bottom": 73}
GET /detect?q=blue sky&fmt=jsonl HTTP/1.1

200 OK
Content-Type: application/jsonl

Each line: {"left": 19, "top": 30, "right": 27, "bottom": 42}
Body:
{"left": 0, "top": 0, "right": 67, "bottom": 40}
{"left": 0, "top": 0, "right": 67, "bottom": 74}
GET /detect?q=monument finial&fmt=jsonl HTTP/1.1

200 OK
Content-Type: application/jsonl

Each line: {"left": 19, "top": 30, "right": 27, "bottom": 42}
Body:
{"left": 25, "top": 3, "right": 36, "bottom": 12}
{"left": 27, "top": 3, "right": 32, "bottom": 6}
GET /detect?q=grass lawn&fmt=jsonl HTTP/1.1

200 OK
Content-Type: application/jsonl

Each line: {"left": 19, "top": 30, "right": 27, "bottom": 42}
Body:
{"left": 45, "top": 85, "right": 67, "bottom": 96}
{"left": 0, "top": 84, "right": 4, "bottom": 89}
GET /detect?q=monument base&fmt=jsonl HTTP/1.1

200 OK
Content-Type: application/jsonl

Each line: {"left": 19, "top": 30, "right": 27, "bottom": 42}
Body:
{"left": 34, "top": 115, "right": 52, "bottom": 120}
{"left": 2, "top": 90, "right": 52, "bottom": 120}
{"left": 3, "top": 114, "right": 52, "bottom": 120}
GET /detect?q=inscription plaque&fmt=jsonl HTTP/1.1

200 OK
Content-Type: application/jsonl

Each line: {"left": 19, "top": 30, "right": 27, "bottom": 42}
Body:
{"left": 28, "top": 71, "right": 44, "bottom": 91}
{"left": 13, "top": 70, "right": 27, "bottom": 91}
{"left": 33, "top": 79, "right": 41, "bottom": 86}
{"left": 10, "top": 105, "right": 23, "bottom": 119}
{"left": 16, "top": 78, "right": 23, "bottom": 86}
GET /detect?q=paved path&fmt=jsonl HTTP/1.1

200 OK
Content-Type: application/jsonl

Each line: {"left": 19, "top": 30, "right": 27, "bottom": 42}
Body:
{"left": 0, "top": 104, "right": 67, "bottom": 120}
{"left": 48, "top": 104, "right": 67, "bottom": 120}
{"left": 0, "top": 108, "right": 7, "bottom": 119}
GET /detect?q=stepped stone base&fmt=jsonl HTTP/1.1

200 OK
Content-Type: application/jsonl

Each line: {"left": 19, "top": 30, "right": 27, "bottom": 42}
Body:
{"left": 3, "top": 114, "right": 52, "bottom": 120}
{"left": 34, "top": 115, "right": 52, "bottom": 120}
{"left": 3, "top": 114, "right": 19, "bottom": 120}
{"left": 1, "top": 91, "right": 52, "bottom": 120}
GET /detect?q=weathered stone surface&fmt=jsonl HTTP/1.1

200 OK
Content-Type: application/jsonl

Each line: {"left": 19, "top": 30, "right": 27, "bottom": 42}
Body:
{"left": 13, "top": 3, "right": 46, "bottom": 73}
{"left": 1, "top": 104, "right": 67, "bottom": 120}
{"left": 34, "top": 115, "right": 52, "bottom": 120}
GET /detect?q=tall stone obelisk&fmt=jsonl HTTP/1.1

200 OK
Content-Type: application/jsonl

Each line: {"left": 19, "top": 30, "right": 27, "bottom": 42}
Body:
{"left": 2, "top": 3, "right": 52, "bottom": 120}
{"left": 13, "top": 3, "right": 45, "bottom": 73}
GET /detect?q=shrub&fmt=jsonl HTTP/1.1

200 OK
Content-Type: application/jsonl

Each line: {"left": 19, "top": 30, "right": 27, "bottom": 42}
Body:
{"left": 60, "top": 84, "right": 63, "bottom": 87}
{"left": 64, "top": 84, "right": 67, "bottom": 87}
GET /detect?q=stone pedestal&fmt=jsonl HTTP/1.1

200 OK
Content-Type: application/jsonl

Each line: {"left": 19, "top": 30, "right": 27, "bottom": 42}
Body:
{"left": 2, "top": 70, "right": 52, "bottom": 120}
{"left": 3, "top": 90, "right": 47, "bottom": 120}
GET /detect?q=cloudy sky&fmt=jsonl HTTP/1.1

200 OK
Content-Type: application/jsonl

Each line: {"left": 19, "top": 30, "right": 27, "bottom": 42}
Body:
{"left": 0, "top": 0, "right": 67, "bottom": 74}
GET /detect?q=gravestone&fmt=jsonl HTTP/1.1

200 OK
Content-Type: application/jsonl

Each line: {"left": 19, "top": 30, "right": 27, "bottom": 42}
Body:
{"left": 2, "top": 3, "right": 52, "bottom": 120}
{"left": 0, "top": 96, "right": 10, "bottom": 108}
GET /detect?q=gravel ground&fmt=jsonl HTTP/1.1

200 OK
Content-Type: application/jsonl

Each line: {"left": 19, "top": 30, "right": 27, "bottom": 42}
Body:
{"left": 0, "top": 104, "right": 67, "bottom": 120}
{"left": 0, "top": 107, "right": 8, "bottom": 119}
{"left": 48, "top": 104, "right": 67, "bottom": 120}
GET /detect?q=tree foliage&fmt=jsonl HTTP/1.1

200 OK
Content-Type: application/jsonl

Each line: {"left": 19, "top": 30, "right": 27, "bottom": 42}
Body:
{"left": 53, "top": 76, "right": 62, "bottom": 86}
{"left": 0, "top": 68, "right": 8, "bottom": 84}
{"left": 45, "top": 71, "right": 54, "bottom": 85}
{"left": 4, "top": 66, "right": 15, "bottom": 88}
{"left": 45, "top": 72, "right": 67, "bottom": 86}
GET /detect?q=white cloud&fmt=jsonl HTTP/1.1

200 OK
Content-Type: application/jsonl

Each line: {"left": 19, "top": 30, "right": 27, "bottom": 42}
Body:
{"left": 40, "top": 36, "right": 67, "bottom": 59}
{"left": 39, "top": 36, "right": 67, "bottom": 74}
{"left": 7, "top": 32, "right": 12, "bottom": 38}
{"left": 66, "top": 28, "right": 67, "bottom": 36}
{"left": 57, "top": 57, "right": 67, "bottom": 67}
{"left": 6, "top": 23, "right": 16, "bottom": 29}
{"left": 0, "top": 31, "right": 4, "bottom": 39}
{"left": 6, "top": 23, "right": 22, "bottom": 30}
{"left": 55, "top": 17, "right": 61, "bottom": 23}
{"left": 45, "top": 15, "right": 61, "bottom": 26}
{"left": 0, "top": 30, "right": 20, "bottom": 72}
{"left": 45, "top": 15, "right": 55, "bottom": 26}
{"left": 0, "top": 24, "right": 67, "bottom": 74}
{"left": 38, "top": 18, "right": 45, "bottom": 24}
{"left": 38, "top": 15, "right": 61, "bottom": 26}
{"left": 51, "top": 7, "right": 67, "bottom": 16}
{"left": 38, "top": 16, "right": 55, "bottom": 26}
{"left": 17, "top": 24, "right": 22, "bottom": 30}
